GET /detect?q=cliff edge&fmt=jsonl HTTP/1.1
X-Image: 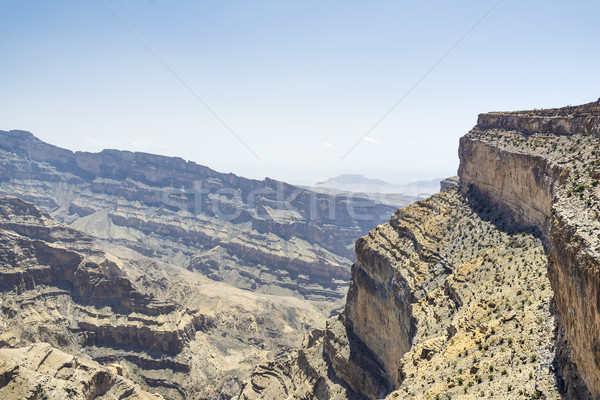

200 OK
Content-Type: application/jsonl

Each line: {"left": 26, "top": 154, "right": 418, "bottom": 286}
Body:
{"left": 240, "top": 99, "right": 600, "bottom": 399}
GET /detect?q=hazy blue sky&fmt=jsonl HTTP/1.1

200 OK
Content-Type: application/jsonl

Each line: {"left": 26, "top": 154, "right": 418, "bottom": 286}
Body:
{"left": 1, "top": 1, "right": 599, "bottom": 184}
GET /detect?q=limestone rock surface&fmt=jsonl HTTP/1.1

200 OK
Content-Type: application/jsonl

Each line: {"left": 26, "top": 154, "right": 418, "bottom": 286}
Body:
{"left": 0, "top": 194, "right": 327, "bottom": 399}
{"left": 0, "top": 343, "right": 162, "bottom": 399}
{"left": 240, "top": 99, "right": 600, "bottom": 400}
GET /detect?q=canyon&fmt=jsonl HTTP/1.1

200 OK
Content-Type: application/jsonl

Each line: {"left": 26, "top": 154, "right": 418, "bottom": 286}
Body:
{"left": 0, "top": 129, "right": 406, "bottom": 309}
{"left": 2, "top": 99, "right": 600, "bottom": 399}
{"left": 0, "top": 130, "right": 405, "bottom": 398}
{"left": 240, "top": 99, "right": 600, "bottom": 399}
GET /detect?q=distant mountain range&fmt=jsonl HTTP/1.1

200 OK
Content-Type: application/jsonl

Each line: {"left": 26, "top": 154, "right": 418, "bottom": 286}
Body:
{"left": 0, "top": 129, "right": 409, "bottom": 399}
{"left": 314, "top": 174, "right": 442, "bottom": 197}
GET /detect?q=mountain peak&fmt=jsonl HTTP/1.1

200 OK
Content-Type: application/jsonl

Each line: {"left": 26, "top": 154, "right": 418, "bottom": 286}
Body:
{"left": 317, "top": 174, "right": 391, "bottom": 186}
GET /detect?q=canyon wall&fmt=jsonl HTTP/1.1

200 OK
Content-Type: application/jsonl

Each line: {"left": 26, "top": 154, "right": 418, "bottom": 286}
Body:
{"left": 0, "top": 130, "right": 404, "bottom": 307}
{"left": 457, "top": 134, "right": 567, "bottom": 234}
{"left": 549, "top": 207, "right": 600, "bottom": 398}
{"left": 241, "top": 186, "right": 562, "bottom": 399}
{"left": 0, "top": 343, "right": 161, "bottom": 399}
{"left": 458, "top": 101, "right": 600, "bottom": 398}
{"left": 477, "top": 99, "right": 600, "bottom": 135}
{"left": 5, "top": 100, "right": 600, "bottom": 399}
{"left": 0, "top": 194, "right": 331, "bottom": 399}
{"left": 241, "top": 99, "right": 600, "bottom": 400}
{"left": 0, "top": 194, "right": 204, "bottom": 351}
{"left": 0, "top": 130, "right": 409, "bottom": 398}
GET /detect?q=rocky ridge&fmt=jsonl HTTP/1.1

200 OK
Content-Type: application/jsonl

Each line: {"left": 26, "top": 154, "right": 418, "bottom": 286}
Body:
{"left": 0, "top": 194, "right": 196, "bottom": 398}
{"left": 239, "top": 99, "right": 600, "bottom": 399}
{"left": 0, "top": 194, "right": 327, "bottom": 399}
{"left": 239, "top": 187, "right": 561, "bottom": 400}
{"left": 461, "top": 100, "right": 600, "bottom": 398}
{"left": 0, "top": 130, "right": 403, "bottom": 309}
{"left": 0, "top": 343, "right": 161, "bottom": 399}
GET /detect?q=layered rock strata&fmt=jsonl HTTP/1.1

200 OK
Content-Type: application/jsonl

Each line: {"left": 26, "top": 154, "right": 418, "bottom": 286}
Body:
{"left": 0, "top": 343, "right": 162, "bottom": 399}
{"left": 0, "top": 195, "right": 199, "bottom": 352}
{"left": 0, "top": 130, "right": 404, "bottom": 306}
{"left": 460, "top": 100, "right": 600, "bottom": 398}
{"left": 240, "top": 187, "right": 562, "bottom": 399}
{"left": 477, "top": 99, "right": 600, "bottom": 136}
{"left": 240, "top": 99, "right": 600, "bottom": 399}
{"left": 0, "top": 195, "right": 326, "bottom": 399}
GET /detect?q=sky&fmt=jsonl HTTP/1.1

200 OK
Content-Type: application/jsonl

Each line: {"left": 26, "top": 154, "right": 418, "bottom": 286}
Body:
{"left": 1, "top": 1, "right": 599, "bottom": 185}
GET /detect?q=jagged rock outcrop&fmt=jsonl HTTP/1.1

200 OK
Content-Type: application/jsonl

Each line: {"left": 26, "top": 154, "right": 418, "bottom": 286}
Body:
{"left": 458, "top": 127, "right": 568, "bottom": 235}
{"left": 439, "top": 176, "right": 458, "bottom": 191}
{"left": 0, "top": 130, "right": 403, "bottom": 306}
{"left": 477, "top": 99, "right": 600, "bottom": 136}
{"left": 240, "top": 99, "right": 600, "bottom": 400}
{"left": 7, "top": 100, "right": 600, "bottom": 400}
{"left": 0, "top": 343, "right": 161, "bottom": 399}
{"left": 0, "top": 195, "right": 206, "bottom": 398}
{"left": 0, "top": 194, "right": 328, "bottom": 399}
{"left": 0, "top": 195, "right": 198, "bottom": 354}
{"left": 240, "top": 187, "right": 562, "bottom": 399}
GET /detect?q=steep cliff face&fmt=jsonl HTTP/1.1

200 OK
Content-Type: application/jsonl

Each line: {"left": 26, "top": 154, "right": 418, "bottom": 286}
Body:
{"left": 458, "top": 100, "right": 600, "bottom": 398}
{"left": 0, "top": 130, "right": 403, "bottom": 307}
{"left": 6, "top": 100, "right": 600, "bottom": 399}
{"left": 549, "top": 209, "right": 600, "bottom": 398}
{"left": 240, "top": 99, "right": 600, "bottom": 400}
{"left": 458, "top": 135, "right": 567, "bottom": 233}
{"left": 0, "top": 195, "right": 203, "bottom": 396}
{"left": 477, "top": 100, "right": 600, "bottom": 135}
{"left": 240, "top": 187, "right": 562, "bottom": 399}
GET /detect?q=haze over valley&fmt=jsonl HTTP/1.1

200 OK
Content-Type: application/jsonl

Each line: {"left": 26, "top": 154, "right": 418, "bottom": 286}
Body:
{"left": 1, "top": 1, "right": 600, "bottom": 399}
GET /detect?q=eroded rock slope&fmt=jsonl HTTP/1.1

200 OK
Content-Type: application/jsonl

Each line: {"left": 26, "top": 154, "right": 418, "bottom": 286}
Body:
{"left": 0, "top": 195, "right": 326, "bottom": 399}
{"left": 239, "top": 99, "right": 600, "bottom": 399}
{"left": 0, "top": 343, "right": 161, "bottom": 399}
{"left": 0, "top": 130, "right": 405, "bottom": 308}
{"left": 240, "top": 188, "right": 561, "bottom": 399}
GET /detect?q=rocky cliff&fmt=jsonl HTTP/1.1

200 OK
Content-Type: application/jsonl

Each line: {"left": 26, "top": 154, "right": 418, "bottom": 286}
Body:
{"left": 5, "top": 99, "right": 600, "bottom": 400}
{"left": 0, "top": 129, "right": 411, "bottom": 399}
{"left": 239, "top": 99, "right": 600, "bottom": 400}
{"left": 0, "top": 195, "right": 197, "bottom": 348}
{"left": 477, "top": 100, "right": 600, "bottom": 136}
{"left": 0, "top": 130, "right": 403, "bottom": 308}
{"left": 240, "top": 187, "right": 561, "bottom": 399}
{"left": 0, "top": 343, "right": 162, "bottom": 399}
{"left": 460, "top": 99, "right": 600, "bottom": 398}
{"left": 0, "top": 194, "right": 199, "bottom": 397}
{"left": 0, "top": 194, "right": 330, "bottom": 399}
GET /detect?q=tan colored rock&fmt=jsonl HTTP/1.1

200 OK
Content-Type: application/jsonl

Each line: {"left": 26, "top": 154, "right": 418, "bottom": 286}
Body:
{"left": 241, "top": 99, "right": 600, "bottom": 400}
{"left": 458, "top": 102, "right": 600, "bottom": 398}
{"left": 0, "top": 129, "right": 403, "bottom": 303}
{"left": 0, "top": 194, "right": 330, "bottom": 399}
{"left": 0, "top": 343, "right": 162, "bottom": 399}
{"left": 240, "top": 188, "right": 562, "bottom": 399}
{"left": 458, "top": 132, "right": 567, "bottom": 234}
{"left": 477, "top": 99, "right": 600, "bottom": 135}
